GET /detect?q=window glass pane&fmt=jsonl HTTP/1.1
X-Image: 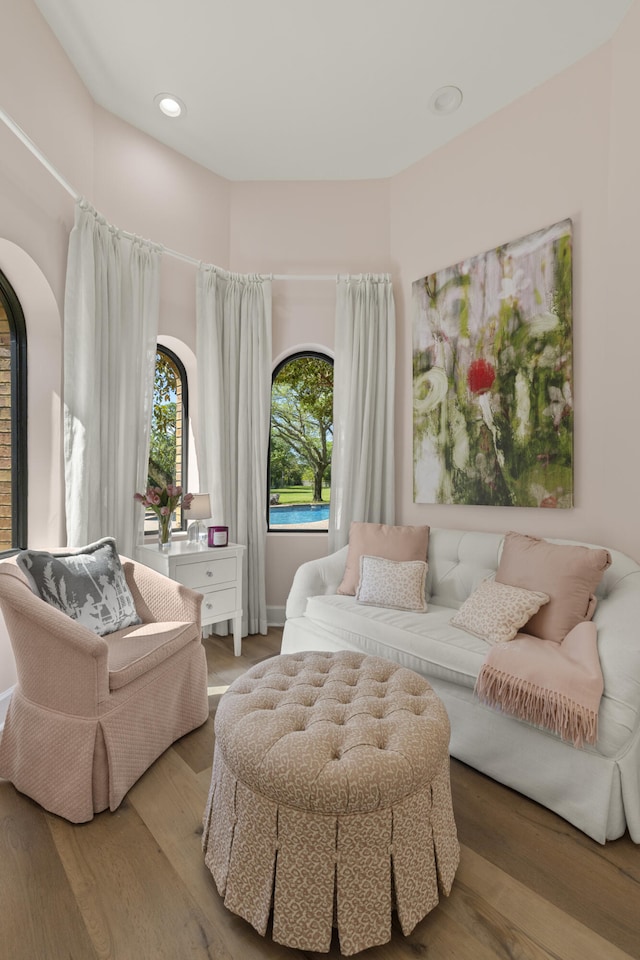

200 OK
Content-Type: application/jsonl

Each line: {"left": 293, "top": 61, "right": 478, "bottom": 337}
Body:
{"left": 269, "top": 353, "right": 333, "bottom": 532}
{"left": 0, "top": 271, "right": 27, "bottom": 553}
{"left": 147, "top": 348, "right": 188, "bottom": 533}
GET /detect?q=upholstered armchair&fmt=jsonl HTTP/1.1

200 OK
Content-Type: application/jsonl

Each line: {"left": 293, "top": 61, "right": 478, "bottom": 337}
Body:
{"left": 0, "top": 554, "right": 209, "bottom": 823}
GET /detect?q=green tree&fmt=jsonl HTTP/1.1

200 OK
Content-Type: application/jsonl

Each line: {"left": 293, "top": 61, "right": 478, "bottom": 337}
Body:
{"left": 269, "top": 433, "right": 304, "bottom": 487}
{"left": 271, "top": 356, "right": 333, "bottom": 501}
{"left": 148, "top": 352, "right": 177, "bottom": 487}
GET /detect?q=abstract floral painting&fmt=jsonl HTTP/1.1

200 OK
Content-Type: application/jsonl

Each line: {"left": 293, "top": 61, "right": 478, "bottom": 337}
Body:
{"left": 412, "top": 219, "right": 573, "bottom": 508}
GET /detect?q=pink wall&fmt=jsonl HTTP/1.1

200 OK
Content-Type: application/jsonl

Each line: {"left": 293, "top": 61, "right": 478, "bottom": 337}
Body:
{"left": 0, "top": 0, "right": 96, "bottom": 693}
{"left": 229, "top": 180, "right": 391, "bottom": 614}
{"left": 391, "top": 42, "right": 636, "bottom": 554}
{"left": 604, "top": 1, "right": 640, "bottom": 558}
{"left": 0, "top": 0, "right": 94, "bottom": 307}
{"left": 92, "top": 107, "right": 231, "bottom": 354}
{"left": 2, "top": 0, "right": 640, "bottom": 694}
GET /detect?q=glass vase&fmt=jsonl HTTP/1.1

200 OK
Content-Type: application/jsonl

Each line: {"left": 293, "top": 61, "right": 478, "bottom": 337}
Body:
{"left": 158, "top": 518, "right": 172, "bottom": 551}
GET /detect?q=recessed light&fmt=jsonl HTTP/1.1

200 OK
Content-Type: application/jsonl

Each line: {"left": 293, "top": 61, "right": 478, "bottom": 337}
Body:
{"left": 154, "top": 93, "right": 186, "bottom": 118}
{"left": 429, "top": 85, "right": 463, "bottom": 116}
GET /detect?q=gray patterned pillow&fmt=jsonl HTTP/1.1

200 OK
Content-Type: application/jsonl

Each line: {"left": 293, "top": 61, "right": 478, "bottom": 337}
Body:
{"left": 356, "top": 555, "right": 428, "bottom": 612}
{"left": 17, "top": 537, "right": 141, "bottom": 636}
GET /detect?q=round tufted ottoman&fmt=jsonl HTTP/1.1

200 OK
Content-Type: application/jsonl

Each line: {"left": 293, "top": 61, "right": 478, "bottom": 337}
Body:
{"left": 202, "top": 651, "right": 459, "bottom": 955}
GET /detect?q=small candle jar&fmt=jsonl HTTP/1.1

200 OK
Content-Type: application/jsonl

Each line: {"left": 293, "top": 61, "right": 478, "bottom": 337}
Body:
{"left": 208, "top": 525, "right": 229, "bottom": 547}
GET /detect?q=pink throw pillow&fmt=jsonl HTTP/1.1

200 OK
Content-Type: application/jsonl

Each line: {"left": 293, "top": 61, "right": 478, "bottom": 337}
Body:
{"left": 337, "top": 522, "right": 430, "bottom": 596}
{"left": 495, "top": 531, "right": 611, "bottom": 643}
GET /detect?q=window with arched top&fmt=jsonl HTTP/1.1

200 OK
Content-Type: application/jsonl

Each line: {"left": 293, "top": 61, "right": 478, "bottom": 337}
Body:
{"left": 268, "top": 351, "right": 333, "bottom": 532}
{"left": 0, "top": 270, "right": 27, "bottom": 553}
{"left": 147, "top": 346, "right": 189, "bottom": 532}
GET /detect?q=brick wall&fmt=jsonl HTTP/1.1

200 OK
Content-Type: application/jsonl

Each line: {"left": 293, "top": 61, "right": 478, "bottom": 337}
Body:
{"left": 0, "top": 308, "right": 11, "bottom": 551}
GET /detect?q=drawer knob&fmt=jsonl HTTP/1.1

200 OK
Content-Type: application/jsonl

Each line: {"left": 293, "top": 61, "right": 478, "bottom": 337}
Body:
{"left": 205, "top": 602, "right": 213, "bottom": 610}
{"left": 206, "top": 569, "right": 213, "bottom": 578}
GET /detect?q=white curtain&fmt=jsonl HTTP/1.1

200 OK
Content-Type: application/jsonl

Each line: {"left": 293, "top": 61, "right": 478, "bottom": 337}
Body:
{"left": 329, "top": 274, "right": 396, "bottom": 552}
{"left": 64, "top": 200, "right": 160, "bottom": 557}
{"left": 196, "top": 265, "right": 272, "bottom": 636}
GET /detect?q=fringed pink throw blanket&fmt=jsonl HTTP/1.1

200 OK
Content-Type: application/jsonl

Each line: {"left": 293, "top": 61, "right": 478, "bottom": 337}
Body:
{"left": 475, "top": 621, "right": 603, "bottom": 748}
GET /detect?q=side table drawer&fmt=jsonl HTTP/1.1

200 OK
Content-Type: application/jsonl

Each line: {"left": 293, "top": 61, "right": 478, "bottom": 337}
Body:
{"left": 200, "top": 586, "right": 237, "bottom": 621}
{"left": 178, "top": 557, "right": 237, "bottom": 590}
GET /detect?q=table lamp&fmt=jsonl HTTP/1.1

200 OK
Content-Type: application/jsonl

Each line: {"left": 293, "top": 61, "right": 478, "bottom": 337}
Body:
{"left": 187, "top": 493, "right": 211, "bottom": 545}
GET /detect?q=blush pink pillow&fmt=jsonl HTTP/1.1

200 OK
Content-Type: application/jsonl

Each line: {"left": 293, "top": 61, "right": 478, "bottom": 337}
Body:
{"left": 337, "top": 522, "right": 430, "bottom": 596}
{"left": 495, "top": 531, "right": 611, "bottom": 643}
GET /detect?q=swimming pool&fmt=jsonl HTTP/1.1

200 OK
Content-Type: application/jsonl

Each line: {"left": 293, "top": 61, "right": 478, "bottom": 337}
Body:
{"left": 269, "top": 503, "right": 330, "bottom": 525}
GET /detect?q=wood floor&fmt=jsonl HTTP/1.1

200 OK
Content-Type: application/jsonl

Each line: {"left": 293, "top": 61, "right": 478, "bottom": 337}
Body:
{"left": 1, "top": 628, "right": 638, "bottom": 960}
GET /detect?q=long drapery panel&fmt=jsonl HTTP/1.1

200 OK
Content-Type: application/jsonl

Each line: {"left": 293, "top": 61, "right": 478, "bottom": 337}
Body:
{"left": 196, "top": 266, "right": 272, "bottom": 636}
{"left": 329, "top": 274, "right": 396, "bottom": 552}
{"left": 64, "top": 200, "right": 160, "bottom": 556}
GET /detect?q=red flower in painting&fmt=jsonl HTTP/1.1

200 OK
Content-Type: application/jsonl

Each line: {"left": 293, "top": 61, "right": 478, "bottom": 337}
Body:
{"left": 467, "top": 358, "right": 496, "bottom": 395}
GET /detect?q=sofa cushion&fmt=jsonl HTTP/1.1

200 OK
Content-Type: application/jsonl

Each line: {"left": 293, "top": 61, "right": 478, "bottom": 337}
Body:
{"left": 496, "top": 532, "right": 611, "bottom": 643}
{"left": 450, "top": 578, "right": 549, "bottom": 644}
{"left": 304, "top": 594, "right": 487, "bottom": 689}
{"left": 106, "top": 620, "right": 199, "bottom": 690}
{"left": 338, "top": 522, "right": 429, "bottom": 596}
{"left": 426, "top": 528, "right": 504, "bottom": 609}
{"left": 294, "top": 590, "right": 640, "bottom": 762}
{"left": 356, "top": 556, "right": 427, "bottom": 612}
{"left": 17, "top": 537, "right": 141, "bottom": 637}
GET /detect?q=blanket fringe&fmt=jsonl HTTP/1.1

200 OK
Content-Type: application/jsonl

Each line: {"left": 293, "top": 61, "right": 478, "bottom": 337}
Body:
{"left": 475, "top": 663, "right": 598, "bottom": 748}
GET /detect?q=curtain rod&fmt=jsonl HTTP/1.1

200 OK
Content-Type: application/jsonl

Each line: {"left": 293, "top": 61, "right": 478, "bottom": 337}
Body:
{"left": 0, "top": 106, "right": 78, "bottom": 199}
{"left": 0, "top": 106, "right": 338, "bottom": 282}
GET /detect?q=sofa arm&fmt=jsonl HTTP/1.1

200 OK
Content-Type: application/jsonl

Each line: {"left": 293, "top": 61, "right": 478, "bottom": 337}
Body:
{"left": 0, "top": 568, "right": 110, "bottom": 713}
{"left": 285, "top": 546, "right": 349, "bottom": 619}
{"left": 593, "top": 568, "right": 640, "bottom": 700}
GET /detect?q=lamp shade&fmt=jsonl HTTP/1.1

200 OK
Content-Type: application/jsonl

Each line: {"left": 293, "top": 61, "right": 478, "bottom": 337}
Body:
{"left": 188, "top": 493, "right": 211, "bottom": 520}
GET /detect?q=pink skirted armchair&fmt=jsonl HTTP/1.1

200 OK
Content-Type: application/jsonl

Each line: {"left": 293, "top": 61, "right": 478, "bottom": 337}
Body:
{"left": 0, "top": 554, "right": 209, "bottom": 823}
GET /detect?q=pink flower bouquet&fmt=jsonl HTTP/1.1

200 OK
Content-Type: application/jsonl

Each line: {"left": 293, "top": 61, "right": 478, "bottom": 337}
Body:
{"left": 134, "top": 484, "right": 194, "bottom": 544}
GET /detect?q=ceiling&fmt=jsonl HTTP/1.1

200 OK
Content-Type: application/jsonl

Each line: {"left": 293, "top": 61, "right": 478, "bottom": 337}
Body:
{"left": 34, "top": 0, "right": 633, "bottom": 182}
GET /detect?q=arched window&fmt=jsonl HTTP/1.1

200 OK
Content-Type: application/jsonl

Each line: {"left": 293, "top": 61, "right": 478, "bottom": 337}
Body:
{"left": 268, "top": 351, "right": 333, "bottom": 532}
{"left": 0, "top": 271, "right": 27, "bottom": 553}
{"left": 148, "top": 346, "right": 189, "bottom": 532}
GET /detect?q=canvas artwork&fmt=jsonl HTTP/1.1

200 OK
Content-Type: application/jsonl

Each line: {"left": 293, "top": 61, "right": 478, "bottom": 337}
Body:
{"left": 412, "top": 219, "right": 573, "bottom": 508}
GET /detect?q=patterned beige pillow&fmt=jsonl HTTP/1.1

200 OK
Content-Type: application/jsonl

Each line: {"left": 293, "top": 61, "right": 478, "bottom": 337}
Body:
{"left": 450, "top": 578, "right": 549, "bottom": 645}
{"left": 356, "top": 555, "right": 428, "bottom": 612}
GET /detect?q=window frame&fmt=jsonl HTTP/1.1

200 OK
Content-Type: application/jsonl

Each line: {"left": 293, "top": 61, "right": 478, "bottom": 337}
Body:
{"left": 268, "top": 349, "right": 333, "bottom": 534}
{"left": 0, "top": 270, "right": 27, "bottom": 555}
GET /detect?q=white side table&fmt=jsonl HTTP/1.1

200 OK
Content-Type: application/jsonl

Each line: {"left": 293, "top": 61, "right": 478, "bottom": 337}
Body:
{"left": 135, "top": 541, "right": 245, "bottom": 656}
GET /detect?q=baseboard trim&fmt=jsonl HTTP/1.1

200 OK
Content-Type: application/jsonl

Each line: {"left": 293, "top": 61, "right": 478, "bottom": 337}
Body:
{"left": 267, "top": 606, "right": 285, "bottom": 628}
{"left": 0, "top": 684, "right": 15, "bottom": 732}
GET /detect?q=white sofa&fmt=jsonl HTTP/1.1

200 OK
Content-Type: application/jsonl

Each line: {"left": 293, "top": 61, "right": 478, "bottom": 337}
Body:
{"left": 281, "top": 527, "right": 640, "bottom": 844}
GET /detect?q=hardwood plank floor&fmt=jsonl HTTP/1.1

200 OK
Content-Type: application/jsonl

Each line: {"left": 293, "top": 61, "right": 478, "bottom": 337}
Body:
{"left": 1, "top": 627, "right": 638, "bottom": 960}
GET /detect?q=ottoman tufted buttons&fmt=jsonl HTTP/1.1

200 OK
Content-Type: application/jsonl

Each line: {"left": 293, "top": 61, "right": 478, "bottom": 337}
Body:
{"left": 203, "top": 650, "right": 459, "bottom": 956}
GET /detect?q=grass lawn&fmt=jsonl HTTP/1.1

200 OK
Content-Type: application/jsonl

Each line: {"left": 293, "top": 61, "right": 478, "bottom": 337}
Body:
{"left": 270, "top": 486, "right": 330, "bottom": 505}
